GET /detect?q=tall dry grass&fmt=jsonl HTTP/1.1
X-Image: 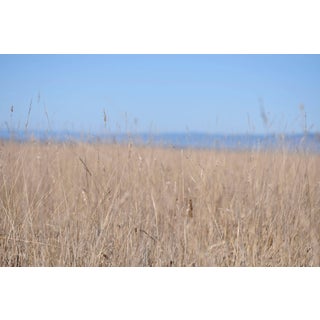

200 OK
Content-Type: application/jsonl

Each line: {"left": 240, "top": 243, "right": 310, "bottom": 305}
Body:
{"left": 0, "top": 140, "right": 319, "bottom": 266}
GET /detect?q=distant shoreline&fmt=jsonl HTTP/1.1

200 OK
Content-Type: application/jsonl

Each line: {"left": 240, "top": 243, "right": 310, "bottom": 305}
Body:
{"left": 1, "top": 129, "right": 320, "bottom": 153}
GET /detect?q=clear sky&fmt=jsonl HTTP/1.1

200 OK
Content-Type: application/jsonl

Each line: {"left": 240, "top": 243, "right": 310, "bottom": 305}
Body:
{"left": 0, "top": 55, "right": 319, "bottom": 134}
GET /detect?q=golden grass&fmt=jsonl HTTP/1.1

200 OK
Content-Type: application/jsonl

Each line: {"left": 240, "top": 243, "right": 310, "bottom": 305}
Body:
{"left": 0, "top": 140, "right": 319, "bottom": 266}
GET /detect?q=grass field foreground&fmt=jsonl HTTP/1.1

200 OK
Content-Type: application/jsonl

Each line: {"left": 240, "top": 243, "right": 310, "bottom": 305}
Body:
{"left": 0, "top": 140, "right": 319, "bottom": 266}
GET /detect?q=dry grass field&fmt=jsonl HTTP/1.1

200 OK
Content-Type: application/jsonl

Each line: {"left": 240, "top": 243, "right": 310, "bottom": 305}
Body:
{"left": 0, "top": 139, "right": 319, "bottom": 266}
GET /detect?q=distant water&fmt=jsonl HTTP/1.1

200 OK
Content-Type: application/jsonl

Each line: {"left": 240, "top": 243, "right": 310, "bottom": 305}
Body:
{"left": 1, "top": 129, "right": 320, "bottom": 153}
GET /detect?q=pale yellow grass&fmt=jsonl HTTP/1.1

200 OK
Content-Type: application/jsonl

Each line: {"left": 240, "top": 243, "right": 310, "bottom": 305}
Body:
{"left": 0, "top": 140, "right": 319, "bottom": 266}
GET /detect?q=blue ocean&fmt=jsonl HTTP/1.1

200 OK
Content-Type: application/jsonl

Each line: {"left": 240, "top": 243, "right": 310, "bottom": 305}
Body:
{"left": 1, "top": 129, "right": 319, "bottom": 153}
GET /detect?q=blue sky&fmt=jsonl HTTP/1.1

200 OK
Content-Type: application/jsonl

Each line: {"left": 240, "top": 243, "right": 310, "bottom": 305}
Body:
{"left": 0, "top": 55, "right": 319, "bottom": 134}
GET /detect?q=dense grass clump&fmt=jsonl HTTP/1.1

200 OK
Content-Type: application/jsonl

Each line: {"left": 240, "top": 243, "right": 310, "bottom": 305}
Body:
{"left": 0, "top": 140, "right": 319, "bottom": 266}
